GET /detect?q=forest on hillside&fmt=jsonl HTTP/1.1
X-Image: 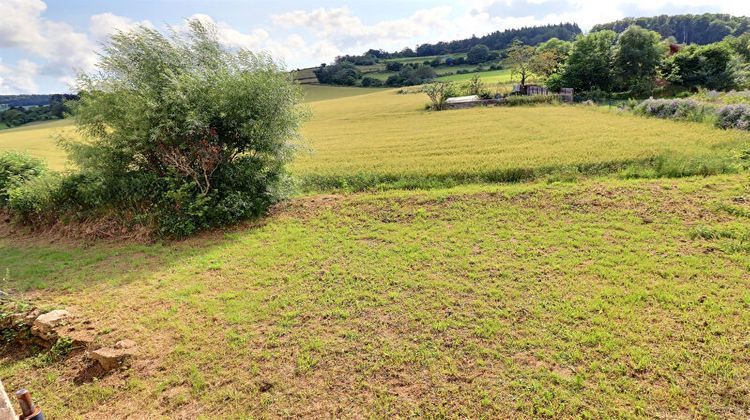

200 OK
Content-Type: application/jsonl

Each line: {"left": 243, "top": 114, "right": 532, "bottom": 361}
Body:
{"left": 368, "top": 23, "right": 582, "bottom": 59}
{"left": 592, "top": 13, "right": 750, "bottom": 45}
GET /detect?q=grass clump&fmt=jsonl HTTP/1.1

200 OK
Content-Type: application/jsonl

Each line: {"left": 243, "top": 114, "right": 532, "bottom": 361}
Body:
{"left": 502, "top": 94, "right": 561, "bottom": 107}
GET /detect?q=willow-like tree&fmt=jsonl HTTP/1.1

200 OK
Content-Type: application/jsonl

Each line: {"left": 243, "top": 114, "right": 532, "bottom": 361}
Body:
{"left": 64, "top": 20, "right": 306, "bottom": 236}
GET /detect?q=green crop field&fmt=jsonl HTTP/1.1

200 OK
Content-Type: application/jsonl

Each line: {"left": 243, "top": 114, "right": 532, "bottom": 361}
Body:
{"left": 301, "top": 84, "right": 385, "bottom": 103}
{"left": 2, "top": 85, "right": 750, "bottom": 417}
{"left": 0, "top": 119, "right": 72, "bottom": 170}
{"left": 295, "top": 89, "right": 748, "bottom": 190}
{"left": 437, "top": 68, "right": 515, "bottom": 84}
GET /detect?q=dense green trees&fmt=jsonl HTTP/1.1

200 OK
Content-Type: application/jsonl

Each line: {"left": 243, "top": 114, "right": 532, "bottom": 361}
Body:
{"left": 314, "top": 61, "right": 362, "bottom": 86}
{"left": 612, "top": 26, "right": 665, "bottom": 96}
{"left": 545, "top": 22, "right": 744, "bottom": 97}
{"left": 663, "top": 43, "right": 736, "bottom": 91}
{"left": 412, "top": 23, "right": 581, "bottom": 57}
{"left": 467, "top": 44, "right": 490, "bottom": 64}
{"left": 561, "top": 30, "right": 617, "bottom": 93}
{"left": 593, "top": 14, "right": 750, "bottom": 45}
{"left": 0, "top": 95, "right": 77, "bottom": 128}
{"left": 385, "top": 64, "right": 436, "bottom": 87}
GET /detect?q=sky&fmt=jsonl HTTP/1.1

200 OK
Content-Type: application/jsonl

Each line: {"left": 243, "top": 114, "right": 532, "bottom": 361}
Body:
{"left": 1, "top": 0, "right": 749, "bottom": 94}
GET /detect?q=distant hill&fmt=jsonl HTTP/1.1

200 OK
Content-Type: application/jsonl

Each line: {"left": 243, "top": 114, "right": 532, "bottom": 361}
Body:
{"left": 0, "top": 94, "right": 54, "bottom": 108}
{"left": 400, "top": 23, "right": 582, "bottom": 57}
{"left": 592, "top": 13, "right": 750, "bottom": 45}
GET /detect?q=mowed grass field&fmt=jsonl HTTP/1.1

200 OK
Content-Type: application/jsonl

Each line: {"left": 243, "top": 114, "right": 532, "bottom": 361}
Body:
{"left": 1, "top": 86, "right": 750, "bottom": 417}
{"left": 1, "top": 176, "right": 750, "bottom": 417}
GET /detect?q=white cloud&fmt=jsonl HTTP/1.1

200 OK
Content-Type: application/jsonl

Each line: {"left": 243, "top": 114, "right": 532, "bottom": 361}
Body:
{"left": 89, "top": 12, "right": 153, "bottom": 42}
{"left": 272, "top": 6, "right": 453, "bottom": 48}
{"left": 0, "top": 59, "right": 39, "bottom": 94}
{"left": 0, "top": 0, "right": 97, "bottom": 78}
{"left": 185, "top": 14, "right": 270, "bottom": 50}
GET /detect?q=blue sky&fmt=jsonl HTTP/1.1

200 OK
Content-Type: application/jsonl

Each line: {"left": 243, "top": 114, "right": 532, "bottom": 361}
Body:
{"left": 0, "top": 0, "right": 747, "bottom": 94}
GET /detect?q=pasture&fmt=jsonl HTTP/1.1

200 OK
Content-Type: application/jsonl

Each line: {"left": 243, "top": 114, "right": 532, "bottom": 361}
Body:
{"left": 1, "top": 86, "right": 749, "bottom": 417}
{"left": 437, "top": 68, "right": 514, "bottom": 84}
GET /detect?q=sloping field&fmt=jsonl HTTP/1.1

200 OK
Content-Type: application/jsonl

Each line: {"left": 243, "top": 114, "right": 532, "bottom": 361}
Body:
{"left": 1, "top": 176, "right": 749, "bottom": 417}
{"left": 437, "top": 68, "right": 514, "bottom": 84}
{"left": 0, "top": 119, "right": 72, "bottom": 170}
{"left": 301, "top": 84, "right": 385, "bottom": 103}
{"left": 296, "top": 89, "right": 749, "bottom": 190}
{"left": 3, "top": 88, "right": 746, "bottom": 186}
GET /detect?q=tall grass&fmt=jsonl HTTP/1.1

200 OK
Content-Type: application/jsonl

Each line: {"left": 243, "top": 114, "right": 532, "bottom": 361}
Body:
{"left": 294, "top": 90, "right": 749, "bottom": 191}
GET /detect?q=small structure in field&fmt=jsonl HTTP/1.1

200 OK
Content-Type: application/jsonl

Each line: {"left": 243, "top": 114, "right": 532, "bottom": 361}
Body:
{"left": 444, "top": 95, "right": 502, "bottom": 109}
{"left": 446, "top": 95, "right": 481, "bottom": 105}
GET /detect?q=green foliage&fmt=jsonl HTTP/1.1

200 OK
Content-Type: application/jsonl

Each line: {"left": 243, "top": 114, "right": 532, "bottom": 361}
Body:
{"left": 612, "top": 26, "right": 665, "bottom": 96}
{"left": 314, "top": 61, "right": 362, "bottom": 86}
{"left": 385, "top": 64, "right": 437, "bottom": 87}
{"left": 360, "top": 76, "right": 383, "bottom": 87}
{"left": 467, "top": 44, "right": 490, "bottom": 64}
{"left": 502, "top": 95, "right": 561, "bottom": 107}
{"left": 10, "top": 20, "right": 305, "bottom": 237}
{"left": 7, "top": 172, "right": 62, "bottom": 223}
{"left": 663, "top": 43, "right": 737, "bottom": 91}
{"left": 593, "top": 13, "right": 750, "bottom": 45}
{"left": 411, "top": 23, "right": 581, "bottom": 56}
{"left": 422, "top": 82, "right": 456, "bottom": 111}
{"left": 0, "top": 151, "right": 46, "bottom": 205}
{"left": 562, "top": 30, "right": 617, "bottom": 93}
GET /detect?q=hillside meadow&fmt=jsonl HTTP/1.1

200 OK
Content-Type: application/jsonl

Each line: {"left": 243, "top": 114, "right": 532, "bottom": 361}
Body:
{"left": 1, "top": 88, "right": 748, "bottom": 185}
{"left": 1, "top": 86, "right": 749, "bottom": 417}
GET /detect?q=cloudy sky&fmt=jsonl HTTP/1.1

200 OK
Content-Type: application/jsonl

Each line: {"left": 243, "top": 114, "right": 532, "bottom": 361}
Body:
{"left": 1, "top": 0, "right": 749, "bottom": 94}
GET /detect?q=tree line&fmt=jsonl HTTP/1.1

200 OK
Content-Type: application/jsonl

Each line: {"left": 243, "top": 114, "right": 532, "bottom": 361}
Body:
{"left": 592, "top": 13, "right": 750, "bottom": 45}
{"left": 501, "top": 25, "right": 750, "bottom": 99}
{"left": 0, "top": 94, "right": 78, "bottom": 128}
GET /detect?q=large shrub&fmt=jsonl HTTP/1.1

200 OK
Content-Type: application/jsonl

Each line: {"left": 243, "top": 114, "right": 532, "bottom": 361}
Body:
{"left": 633, "top": 98, "right": 710, "bottom": 122}
{"left": 32, "top": 20, "right": 306, "bottom": 236}
{"left": 715, "top": 104, "right": 750, "bottom": 130}
{"left": 0, "top": 151, "right": 46, "bottom": 205}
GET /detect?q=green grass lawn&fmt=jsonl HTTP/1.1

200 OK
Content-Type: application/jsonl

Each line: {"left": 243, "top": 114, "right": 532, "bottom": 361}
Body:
{"left": 2, "top": 175, "right": 749, "bottom": 417}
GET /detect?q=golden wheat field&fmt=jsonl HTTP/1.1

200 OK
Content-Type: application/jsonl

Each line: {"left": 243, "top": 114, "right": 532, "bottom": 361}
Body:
{"left": 1, "top": 87, "right": 748, "bottom": 186}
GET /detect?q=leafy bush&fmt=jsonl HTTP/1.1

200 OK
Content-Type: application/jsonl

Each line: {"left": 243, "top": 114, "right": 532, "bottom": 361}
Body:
{"left": 314, "top": 61, "right": 361, "bottom": 86}
{"left": 360, "top": 77, "right": 383, "bottom": 87}
{"left": 7, "top": 172, "right": 62, "bottom": 223}
{"left": 10, "top": 20, "right": 305, "bottom": 237}
{"left": 633, "top": 99, "right": 710, "bottom": 122}
{"left": 0, "top": 151, "right": 46, "bottom": 205}
{"left": 502, "top": 95, "right": 560, "bottom": 106}
{"left": 715, "top": 104, "right": 750, "bottom": 130}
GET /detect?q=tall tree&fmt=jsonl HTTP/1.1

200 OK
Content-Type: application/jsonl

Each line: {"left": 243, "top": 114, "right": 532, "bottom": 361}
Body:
{"left": 612, "top": 25, "right": 666, "bottom": 96}
{"left": 505, "top": 41, "right": 537, "bottom": 90}
{"left": 561, "top": 30, "right": 617, "bottom": 92}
